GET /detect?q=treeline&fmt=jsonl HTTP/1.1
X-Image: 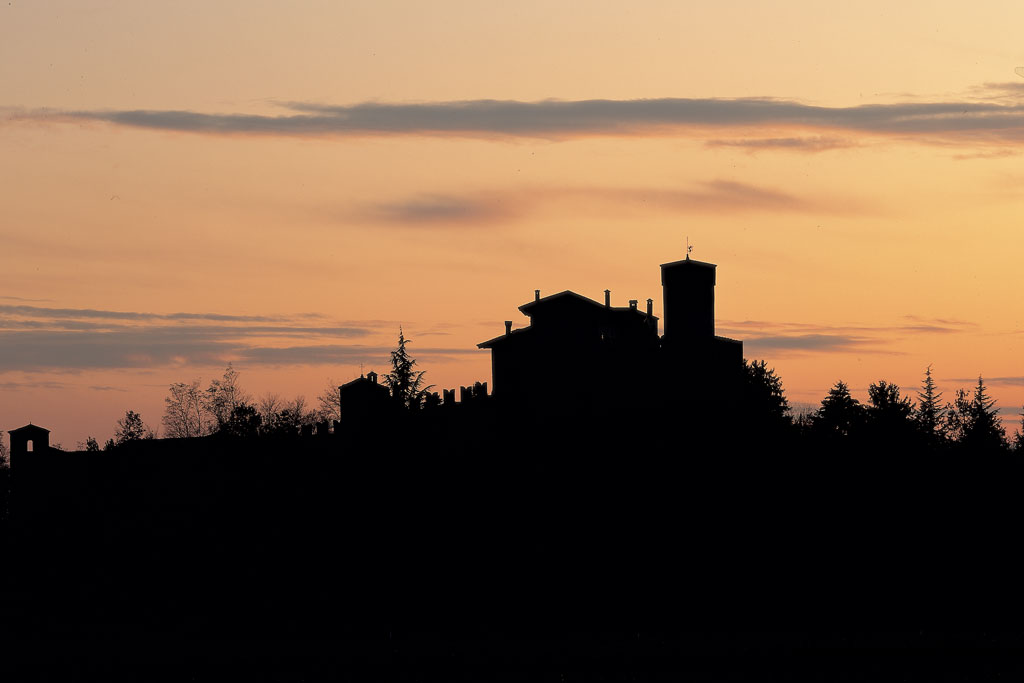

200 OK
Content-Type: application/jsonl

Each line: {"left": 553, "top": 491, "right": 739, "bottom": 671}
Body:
{"left": 90, "top": 364, "right": 344, "bottom": 448}
{"left": 78, "top": 329, "right": 1023, "bottom": 456}
{"left": 90, "top": 331, "right": 432, "bottom": 449}
{"left": 742, "top": 360, "right": 1022, "bottom": 454}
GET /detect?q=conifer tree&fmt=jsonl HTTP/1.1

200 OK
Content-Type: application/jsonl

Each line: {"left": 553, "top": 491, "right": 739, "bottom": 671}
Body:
{"left": 1013, "top": 407, "right": 1024, "bottom": 453}
{"left": 965, "top": 375, "right": 1006, "bottom": 452}
{"left": 742, "top": 359, "right": 791, "bottom": 425}
{"left": 915, "top": 364, "right": 945, "bottom": 444}
{"left": 866, "top": 380, "right": 916, "bottom": 450}
{"left": 944, "top": 377, "right": 1007, "bottom": 452}
{"left": 384, "top": 328, "right": 433, "bottom": 410}
{"left": 943, "top": 388, "right": 972, "bottom": 445}
{"left": 812, "top": 380, "right": 866, "bottom": 441}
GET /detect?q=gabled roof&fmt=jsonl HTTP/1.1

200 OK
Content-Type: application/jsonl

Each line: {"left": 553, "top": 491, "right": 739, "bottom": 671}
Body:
{"left": 477, "top": 326, "right": 534, "bottom": 349}
{"left": 340, "top": 375, "right": 389, "bottom": 391}
{"left": 479, "top": 290, "right": 658, "bottom": 349}
{"left": 518, "top": 290, "right": 601, "bottom": 314}
{"left": 9, "top": 423, "right": 49, "bottom": 435}
{"left": 519, "top": 290, "right": 656, "bottom": 320}
{"left": 659, "top": 256, "right": 717, "bottom": 269}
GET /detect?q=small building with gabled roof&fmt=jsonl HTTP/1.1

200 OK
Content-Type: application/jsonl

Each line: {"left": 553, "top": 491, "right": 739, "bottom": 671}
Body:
{"left": 8, "top": 423, "right": 51, "bottom": 460}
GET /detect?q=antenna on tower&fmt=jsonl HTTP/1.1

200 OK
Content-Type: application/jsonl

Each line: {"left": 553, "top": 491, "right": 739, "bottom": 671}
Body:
{"left": 359, "top": 362, "right": 365, "bottom": 378}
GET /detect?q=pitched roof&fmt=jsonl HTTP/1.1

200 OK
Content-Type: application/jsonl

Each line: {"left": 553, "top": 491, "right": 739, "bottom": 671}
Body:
{"left": 477, "top": 326, "right": 533, "bottom": 349}
{"left": 518, "top": 290, "right": 600, "bottom": 314}
{"left": 9, "top": 423, "right": 50, "bottom": 435}
{"left": 659, "top": 256, "right": 717, "bottom": 269}
{"left": 519, "top": 290, "right": 656, "bottom": 320}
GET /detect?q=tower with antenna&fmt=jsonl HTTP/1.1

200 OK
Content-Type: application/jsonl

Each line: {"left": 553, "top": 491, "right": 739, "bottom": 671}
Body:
{"left": 660, "top": 250, "right": 716, "bottom": 343}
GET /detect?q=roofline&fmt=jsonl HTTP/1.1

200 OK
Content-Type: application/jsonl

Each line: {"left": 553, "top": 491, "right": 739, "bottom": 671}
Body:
{"left": 518, "top": 290, "right": 658, "bottom": 319}
{"left": 9, "top": 424, "right": 50, "bottom": 433}
{"left": 659, "top": 256, "right": 717, "bottom": 269}
{"left": 518, "top": 290, "right": 594, "bottom": 313}
{"left": 478, "top": 327, "right": 533, "bottom": 349}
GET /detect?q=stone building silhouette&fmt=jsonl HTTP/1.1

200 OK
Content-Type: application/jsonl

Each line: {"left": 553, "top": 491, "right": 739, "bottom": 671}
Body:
{"left": 478, "top": 254, "right": 742, "bottom": 415}
{"left": 8, "top": 423, "right": 50, "bottom": 461}
{"left": 338, "top": 370, "right": 394, "bottom": 425}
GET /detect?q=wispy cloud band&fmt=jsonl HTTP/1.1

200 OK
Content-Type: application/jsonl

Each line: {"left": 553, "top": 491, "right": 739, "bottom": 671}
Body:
{"left": 10, "top": 87, "right": 1024, "bottom": 145}
{"left": 0, "top": 305, "right": 465, "bottom": 372}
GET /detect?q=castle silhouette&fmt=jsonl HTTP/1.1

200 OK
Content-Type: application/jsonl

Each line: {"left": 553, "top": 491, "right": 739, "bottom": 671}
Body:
{"left": 7, "top": 252, "right": 744, "bottom": 448}
{"left": 478, "top": 253, "right": 742, "bottom": 417}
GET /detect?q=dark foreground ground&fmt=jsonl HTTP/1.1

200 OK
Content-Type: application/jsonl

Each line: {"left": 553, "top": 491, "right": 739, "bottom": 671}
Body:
{"left": 4, "top": 420, "right": 1024, "bottom": 679}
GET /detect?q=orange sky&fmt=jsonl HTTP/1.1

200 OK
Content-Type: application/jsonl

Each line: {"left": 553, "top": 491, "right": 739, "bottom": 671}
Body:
{"left": 2, "top": 1, "right": 1024, "bottom": 447}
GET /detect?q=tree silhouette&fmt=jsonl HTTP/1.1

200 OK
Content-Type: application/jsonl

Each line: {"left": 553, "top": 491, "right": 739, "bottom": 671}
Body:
{"left": 114, "top": 410, "right": 151, "bottom": 446}
{"left": 943, "top": 377, "right": 1006, "bottom": 453}
{"left": 221, "top": 403, "right": 262, "bottom": 438}
{"left": 1013, "top": 407, "right": 1024, "bottom": 453}
{"left": 964, "top": 375, "right": 1006, "bottom": 452}
{"left": 205, "top": 363, "right": 247, "bottom": 429}
{"left": 914, "top": 365, "right": 945, "bottom": 446}
{"left": 812, "top": 380, "right": 865, "bottom": 443}
{"left": 741, "top": 359, "right": 792, "bottom": 440}
{"left": 384, "top": 328, "right": 433, "bottom": 410}
{"left": 315, "top": 377, "right": 342, "bottom": 422}
{"left": 866, "top": 380, "right": 916, "bottom": 449}
{"left": 943, "top": 388, "right": 972, "bottom": 445}
{"left": 163, "top": 380, "right": 206, "bottom": 438}
{"left": 84, "top": 436, "right": 100, "bottom": 452}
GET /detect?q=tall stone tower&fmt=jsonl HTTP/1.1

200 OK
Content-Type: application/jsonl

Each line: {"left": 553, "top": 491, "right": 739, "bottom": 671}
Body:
{"left": 660, "top": 254, "right": 716, "bottom": 343}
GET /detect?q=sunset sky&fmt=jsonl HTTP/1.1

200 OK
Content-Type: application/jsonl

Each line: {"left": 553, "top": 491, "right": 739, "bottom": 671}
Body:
{"left": 3, "top": 0, "right": 1024, "bottom": 447}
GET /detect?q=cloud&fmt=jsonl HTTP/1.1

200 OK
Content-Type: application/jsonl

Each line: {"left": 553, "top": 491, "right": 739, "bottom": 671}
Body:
{"left": 606, "top": 181, "right": 812, "bottom": 212}
{"left": 237, "top": 344, "right": 478, "bottom": 366}
{"left": 951, "top": 149, "right": 1020, "bottom": 161}
{"left": 0, "top": 380, "right": 67, "bottom": 391}
{"left": 0, "top": 303, "right": 477, "bottom": 373}
{"left": 730, "top": 315, "right": 976, "bottom": 358}
{"left": 744, "top": 333, "right": 878, "bottom": 353}
{"left": 721, "top": 317, "right": 973, "bottom": 338}
{"left": 705, "top": 136, "right": 855, "bottom": 152}
{"left": 15, "top": 88, "right": 1024, "bottom": 146}
{"left": 0, "top": 305, "right": 394, "bottom": 372}
{"left": 0, "top": 304, "right": 291, "bottom": 323}
{"left": 351, "top": 179, "right": 848, "bottom": 227}
{"left": 361, "top": 193, "right": 520, "bottom": 225}
{"left": 945, "top": 376, "right": 1024, "bottom": 387}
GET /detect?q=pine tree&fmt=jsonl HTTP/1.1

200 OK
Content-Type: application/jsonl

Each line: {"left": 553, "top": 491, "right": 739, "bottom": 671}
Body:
{"left": 915, "top": 364, "right": 945, "bottom": 444}
{"left": 1013, "top": 407, "right": 1024, "bottom": 453}
{"left": 943, "top": 388, "right": 972, "bottom": 445}
{"left": 965, "top": 375, "right": 1006, "bottom": 453}
{"left": 384, "top": 328, "right": 433, "bottom": 410}
{"left": 812, "top": 380, "right": 866, "bottom": 441}
{"left": 742, "top": 359, "right": 791, "bottom": 424}
{"left": 865, "top": 380, "right": 917, "bottom": 450}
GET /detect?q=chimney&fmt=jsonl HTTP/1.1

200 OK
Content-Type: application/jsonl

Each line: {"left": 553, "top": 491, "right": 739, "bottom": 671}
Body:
{"left": 604, "top": 289, "right": 611, "bottom": 307}
{"left": 646, "top": 298, "right": 653, "bottom": 317}
{"left": 629, "top": 299, "right": 638, "bottom": 311}
{"left": 504, "top": 320, "right": 512, "bottom": 334}
{"left": 535, "top": 289, "right": 541, "bottom": 302}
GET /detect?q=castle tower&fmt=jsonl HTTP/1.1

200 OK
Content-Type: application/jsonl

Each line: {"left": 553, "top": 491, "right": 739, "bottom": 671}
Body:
{"left": 660, "top": 255, "right": 716, "bottom": 342}
{"left": 8, "top": 423, "right": 50, "bottom": 463}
